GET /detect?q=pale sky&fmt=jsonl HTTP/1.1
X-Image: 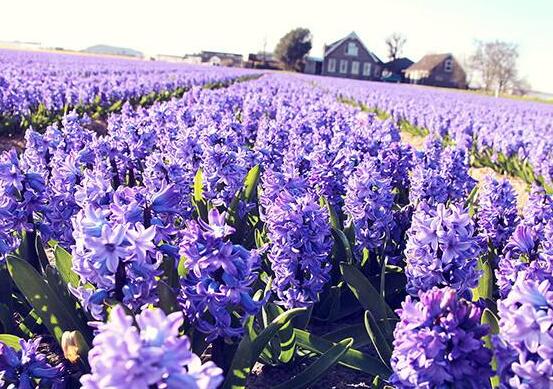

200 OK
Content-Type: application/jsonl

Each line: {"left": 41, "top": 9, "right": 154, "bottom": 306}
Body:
{"left": 1, "top": 0, "right": 552, "bottom": 92}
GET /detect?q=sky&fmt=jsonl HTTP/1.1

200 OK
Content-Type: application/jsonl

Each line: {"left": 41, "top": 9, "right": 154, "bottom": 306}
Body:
{"left": 1, "top": 0, "right": 552, "bottom": 92}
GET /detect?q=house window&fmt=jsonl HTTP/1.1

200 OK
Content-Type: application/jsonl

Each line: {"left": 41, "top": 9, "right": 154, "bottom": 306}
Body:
{"left": 351, "top": 61, "right": 360, "bottom": 75}
{"left": 362, "top": 62, "right": 372, "bottom": 76}
{"left": 327, "top": 58, "right": 336, "bottom": 73}
{"left": 444, "top": 59, "right": 453, "bottom": 72}
{"left": 339, "top": 59, "right": 348, "bottom": 74}
{"left": 345, "top": 42, "right": 358, "bottom": 56}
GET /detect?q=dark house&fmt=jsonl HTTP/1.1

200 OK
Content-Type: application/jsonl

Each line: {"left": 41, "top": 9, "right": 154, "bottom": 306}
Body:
{"left": 382, "top": 57, "right": 414, "bottom": 83}
{"left": 320, "top": 32, "right": 383, "bottom": 81}
{"left": 245, "top": 52, "right": 280, "bottom": 70}
{"left": 304, "top": 56, "right": 323, "bottom": 75}
{"left": 404, "top": 53, "right": 466, "bottom": 89}
{"left": 200, "top": 51, "right": 243, "bottom": 67}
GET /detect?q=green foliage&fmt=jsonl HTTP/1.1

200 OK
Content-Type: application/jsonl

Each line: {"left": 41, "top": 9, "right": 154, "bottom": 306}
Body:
{"left": 222, "top": 308, "right": 306, "bottom": 389}
{"left": 0, "top": 334, "right": 22, "bottom": 350}
{"left": 274, "top": 28, "right": 312, "bottom": 71}
{"left": 294, "top": 328, "right": 392, "bottom": 377}
{"left": 273, "top": 338, "right": 353, "bottom": 389}
{"left": 6, "top": 255, "right": 92, "bottom": 346}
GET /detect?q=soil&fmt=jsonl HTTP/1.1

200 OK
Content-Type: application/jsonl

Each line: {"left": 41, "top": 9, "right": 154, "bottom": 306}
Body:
{"left": 247, "top": 361, "right": 373, "bottom": 388}
{"left": 0, "top": 133, "right": 25, "bottom": 152}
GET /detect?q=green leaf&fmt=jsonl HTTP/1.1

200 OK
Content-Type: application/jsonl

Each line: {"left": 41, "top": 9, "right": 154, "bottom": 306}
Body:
{"left": 321, "top": 196, "right": 340, "bottom": 229}
{"left": 482, "top": 308, "right": 500, "bottom": 388}
{"left": 35, "top": 234, "right": 51, "bottom": 272}
{"left": 17, "top": 230, "right": 41, "bottom": 272}
{"left": 465, "top": 185, "right": 479, "bottom": 216}
{"left": 340, "top": 263, "right": 395, "bottom": 337}
{"left": 44, "top": 266, "right": 93, "bottom": 344}
{"left": 157, "top": 280, "right": 180, "bottom": 315}
{"left": 267, "top": 304, "right": 296, "bottom": 363}
{"left": 0, "top": 334, "right": 22, "bottom": 350}
{"left": 274, "top": 338, "right": 353, "bottom": 389}
{"left": 222, "top": 307, "right": 306, "bottom": 389}
{"left": 54, "top": 245, "right": 80, "bottom": 288}
{"left": 193, "top": 168, "right": 204, "bottom": 203}
{"left": 473, "top": 257, "right": 494, "bottom": 301}
{"left": 243, "top": 165, "right": 260, "bottom": 203}
{"left": 177, "top": 256, "right": 188, "bottom": 277}
{"left": 332, "top": 228, "right": 353, "bottom": 264}
{"left": 322, "top": 323, "right": 371, "bottom": 348}
{"left": 192, "top": 168, "right": 208, "bottom": 220}
{"left": 294, "top": 329, "right": 391, "bottom": 378}
{"left": 7, "top": 255, "right": 90, "bottom": 346}
{"left": 364, "top": 310, "right": 392, "bottom": 368}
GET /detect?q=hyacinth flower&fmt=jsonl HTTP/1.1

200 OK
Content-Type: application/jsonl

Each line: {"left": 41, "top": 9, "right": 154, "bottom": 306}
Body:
{"left": 264, "top": 187, "right": 333, "bottom": 309}
{"left": 495, "top": 273, "right": 553, "bottom": 388}
{"left": 178, "top": 208, "right": 261, "bottom": 340}
{"left": 80, "top": 305, "right": 223, "bottom": 389}
{"left": 70, "top": 185, "right": 162, "bottom": 319}
{"left": 523, "top": 185, "right": 553, "bottom": 240}
{"left": 390, "top": 287, "right": 493, "bottom": 388}
{"left": 496, "top": 224, "right": 553, "bottom": 298}
{"left": 476, "top": 176, "right": 518, "bottom": 252}
{"left": 343, "top": 157, "right": 395, "bottom": 256}
{"left": 0, "top": 153, "right": 48, "bottom": 265}
{"left": 404, "top": 202, "right": 481, "bottom": 297}
{"left": 0, "top": 338, "right": 66, "bottom": 388}
{"left": 409, "top": 140, "right": 475, "bottom": 206}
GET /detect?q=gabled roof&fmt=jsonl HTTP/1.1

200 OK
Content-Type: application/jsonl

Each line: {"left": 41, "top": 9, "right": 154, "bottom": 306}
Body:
{"left": 384, "top": 57, "right": 414, "bottom": 73}
{"left": 406, "top": 53, "right": 451, "bottom": 72}
{"left": 324, "top": 32, "right": 381, "bottom": 63}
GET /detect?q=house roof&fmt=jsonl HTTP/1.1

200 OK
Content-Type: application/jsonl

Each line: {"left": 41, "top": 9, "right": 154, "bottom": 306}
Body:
{"left": 384, "top": 57, "right": 414, "bottom": 73}
{"left": 201, "top": 51, "right": 243, "bottom": 59}
{"left": 406, "top": 53, "right": 451, "bottom": 72}
{"left": 306, "top": 56, "right": 322, "bottom": 62}
{"left": 324, "top": 32, "right": 381, "bottom": 63}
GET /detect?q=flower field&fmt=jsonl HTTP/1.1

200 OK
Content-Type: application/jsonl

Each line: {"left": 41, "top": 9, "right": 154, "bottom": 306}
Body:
{"left": 1, "top": 50, "right": 553, "bottom": 388}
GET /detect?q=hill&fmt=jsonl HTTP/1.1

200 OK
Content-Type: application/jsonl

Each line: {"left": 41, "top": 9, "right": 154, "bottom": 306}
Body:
{"left": 82, "top": 44, "right": 143, "bottom": 58}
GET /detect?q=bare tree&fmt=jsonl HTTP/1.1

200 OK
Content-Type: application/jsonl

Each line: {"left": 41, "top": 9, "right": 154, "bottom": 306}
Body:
{"left": 385, "top": 33, "right": 407, "bottom": 61}
{"left": 469, "top": 40, "right": 524, "bottom": 95}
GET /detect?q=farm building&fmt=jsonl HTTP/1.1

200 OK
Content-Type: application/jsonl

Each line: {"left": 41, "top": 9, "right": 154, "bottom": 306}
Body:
{"left": 404, "top": 53, "right": 467, "bottom": 89}
{"left": 304, "top": 56, "right": 323, "bottom": 75}
{"left": 200, "top": 51, "right": 243, "bottom": 67}
{"left": 245, "top": 52, "right": 280, "bottom": 69}
{"left": 382, "top": 57, "right": 414, "bottom": 83}
{"left": 319, "top": 32, "right": 383, "bottom": 81}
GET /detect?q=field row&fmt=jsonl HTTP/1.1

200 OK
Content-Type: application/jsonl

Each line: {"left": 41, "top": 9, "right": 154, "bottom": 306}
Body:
{"left": 0, "top": 49, "right": 259, "bottom": 134}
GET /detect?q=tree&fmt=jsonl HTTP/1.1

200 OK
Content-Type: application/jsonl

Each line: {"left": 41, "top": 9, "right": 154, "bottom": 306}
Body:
{"left": 385, "top": 33, "right": 407, "bottom": 61}
{"left": 469, "top": 40, "right": 526, "bottom": 95}
{"left": 274, "top": 28, "right": 312, "bottom": 71}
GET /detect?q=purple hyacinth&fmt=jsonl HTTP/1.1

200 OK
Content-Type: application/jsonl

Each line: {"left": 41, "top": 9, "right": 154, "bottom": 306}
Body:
{"left": 523, "top": 185, "right": 553, "bottom": 240}
{"left": 476, "top": 176, "right": 518, "bottom": 250}
{"left": 71, "top": 194, "right": 161, "bottom": 319}
{"left": 409, "top": 141, "right": 475, "bottom": 206}
{"left": 178, "top": 208, "right": 261, "bottom": 340}
{"left": 390, "top": 287, "right": 493, "bottom": 388}
{"left": 404, "top": 202, "right": 481, "bottom": 297}
{"left": 0, "top": 338, "right": 66, "bottom": 388}
{"left": 496, "top": 273, "right": 553, "bottom": 388}
{"left": 264, "top": 188, "right": 333, "bottom": 309}
{"left": 496, "top": 224, "right": 553, "bottom": 297}
{"left": 0, "top": 149, "right": 46, "bottom": 259}
{"left": 343, "top": 157, "right": 395, "bottom": 256}
{"left": 80, "top": 305, "right": 223, "bottom": 389}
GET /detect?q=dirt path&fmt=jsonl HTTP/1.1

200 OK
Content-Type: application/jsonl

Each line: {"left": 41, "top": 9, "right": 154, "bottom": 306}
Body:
{"left": 400, "top": 131, "right": 529, "bottom": 209}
